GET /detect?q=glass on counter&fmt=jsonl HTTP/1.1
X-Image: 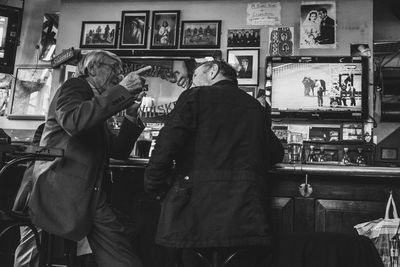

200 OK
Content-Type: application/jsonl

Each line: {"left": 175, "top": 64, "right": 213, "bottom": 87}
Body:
{"left": 133, "top": 128, "right": 153, "bottom": 158}
{"left": 341, "top": 147, "right": 351, "bottom": 165}
{"left": 287, "top": 131, "right": 303, "bottom": 163}
{"left": 356, "top": 148, "right": 367, "bottom": 166}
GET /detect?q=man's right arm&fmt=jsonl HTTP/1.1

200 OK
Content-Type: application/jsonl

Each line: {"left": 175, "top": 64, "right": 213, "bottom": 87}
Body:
{"left": 55, "top": 78, "right": 136, "bottom": 137}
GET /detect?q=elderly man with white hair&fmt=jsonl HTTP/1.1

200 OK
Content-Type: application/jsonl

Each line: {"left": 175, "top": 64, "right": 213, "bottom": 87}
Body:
{"left": 14, "top": 50, "right": 149, "bottom": 267}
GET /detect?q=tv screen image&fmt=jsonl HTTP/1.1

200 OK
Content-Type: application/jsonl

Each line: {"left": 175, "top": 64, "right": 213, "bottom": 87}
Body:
{"left": 266, "top": 57, "right": 368, "bottom": 120}
{"left": 0, "top": 16, "right": 8, "bottom": 58}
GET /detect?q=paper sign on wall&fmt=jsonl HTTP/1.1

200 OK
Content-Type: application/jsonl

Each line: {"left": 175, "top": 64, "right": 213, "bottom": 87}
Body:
{"left": 247, "top": 2, "right": 281, "bottom": 26}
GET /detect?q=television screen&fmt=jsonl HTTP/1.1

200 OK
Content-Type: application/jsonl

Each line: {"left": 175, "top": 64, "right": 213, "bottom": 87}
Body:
{"left": 0, "top": 5, "right": 22, "bottom": 74}
{"left": 266, "top": 56, "right": 368, "bottom": 120}
{"left": 0, "top": 15, "right": 8, "bottom": 58}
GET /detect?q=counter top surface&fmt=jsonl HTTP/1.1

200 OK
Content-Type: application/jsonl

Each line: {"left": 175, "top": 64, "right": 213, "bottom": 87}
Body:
{"left": 109, "top": 158, "right": 400, "bottom": 178}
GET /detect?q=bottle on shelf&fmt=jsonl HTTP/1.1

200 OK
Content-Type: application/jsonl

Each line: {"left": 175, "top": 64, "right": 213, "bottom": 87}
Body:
{"left": 307, "top": 145, "right": 318, "bottom": 162}
{"left": 342, "top": 147, "right": 351, "bottom": 165}
{"left": 356, "top": 147, "right": 367, "bottom": 166}
{"left": 318, "top": 147, "right": 327, "bottom": 162}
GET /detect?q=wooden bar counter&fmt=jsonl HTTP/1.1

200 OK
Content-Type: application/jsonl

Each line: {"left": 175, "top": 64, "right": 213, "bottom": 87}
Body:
{"left": 107, "top": 158, "right": 400, "bottom": 266}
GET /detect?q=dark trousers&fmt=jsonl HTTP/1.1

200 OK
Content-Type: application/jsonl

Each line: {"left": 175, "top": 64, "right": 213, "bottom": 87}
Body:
{"left": 87, "top": 192, "right": 142, "bottom": 267}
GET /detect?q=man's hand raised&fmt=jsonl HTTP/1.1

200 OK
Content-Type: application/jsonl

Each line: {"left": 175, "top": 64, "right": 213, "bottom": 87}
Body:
{"left": 119, "top": 66, "right": 152, "bottom": 95}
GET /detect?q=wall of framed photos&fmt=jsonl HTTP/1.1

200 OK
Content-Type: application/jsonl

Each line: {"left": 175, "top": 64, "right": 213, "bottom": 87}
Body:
{"left": 2, "top": 0, "right": 373, "bottom": 130}
{"left": 57, "top": 0, "right": 372, "bottom": 92}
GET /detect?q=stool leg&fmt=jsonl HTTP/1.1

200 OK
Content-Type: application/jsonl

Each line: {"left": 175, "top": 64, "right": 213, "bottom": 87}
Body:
{"left": 212, "top": 250, "right": 219, "bottom": 267}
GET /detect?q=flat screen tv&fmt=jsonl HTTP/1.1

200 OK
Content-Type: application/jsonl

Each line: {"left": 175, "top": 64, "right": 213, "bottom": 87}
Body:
{"left": 0, "top": 5, "right": 22, "bottom": 74}
{"left": 265, "top": 56, "right": 368, "bottom": 121}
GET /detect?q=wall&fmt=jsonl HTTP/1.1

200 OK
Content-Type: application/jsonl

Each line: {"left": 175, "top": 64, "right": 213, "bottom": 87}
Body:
{"left": 2, "top": 0, "right": 373, "bottom": 130}
{"left": 58, "top": 0, "right": 373, "bottom": 86}
{"left": 57, "top": 0, "right": 373, "bottom": 123}
{"left": 0, "top": 0, "right": 60, "bottom": 130}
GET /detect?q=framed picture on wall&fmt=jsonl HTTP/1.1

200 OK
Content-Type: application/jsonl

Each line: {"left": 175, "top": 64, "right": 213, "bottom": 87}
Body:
{"left": 63, "top": 64, "right": 77, "bottom": 82}
{"left": 227, "top": 29, "right": 260, "bottom": 47}
{"left": 120, "top": 10, "right": 149, "bottom": 48}
{"left": 8, "top": 67, "right": 52, "bottom": 120}
{"left": 79, "top": 21, "right": 119, "bottom": 49}
{"left": 180, "top": 20, "right": 221, "bottom": 49}
{"left": 150, "top": 10, "right": 180, "bottom": 49}
{"left": 227, "top": 49, "right": 259, "bottom": 86}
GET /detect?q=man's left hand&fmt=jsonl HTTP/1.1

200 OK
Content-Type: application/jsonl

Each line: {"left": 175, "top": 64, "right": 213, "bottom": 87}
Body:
{"left": 126, "top": 91, "right": 146, "bottom": 118}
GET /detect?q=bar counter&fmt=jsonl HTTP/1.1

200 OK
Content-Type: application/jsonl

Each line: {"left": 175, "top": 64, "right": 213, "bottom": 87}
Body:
{"left": 109, "top": 157, "right": 400, "bottom": 178}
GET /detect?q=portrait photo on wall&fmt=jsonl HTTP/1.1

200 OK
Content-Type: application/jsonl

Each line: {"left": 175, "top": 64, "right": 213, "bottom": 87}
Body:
{"left": 300, "top": 1, "right": 336, "bottom": 49}
{"left": 8, "top": 67, "right": 52, "bottom": 120}
{"left": 180, "top": 20, "right": 221, "bottom": 49}
{"left": 80, "top": 21, "right": 119, "bottom": 48}
{"left": 120, "top": 10, "right": 149, "bottom": 48}
{"left": 268, "top": 27, "right": 294, "bottom": 56}
{"left": 150, "top": 10, "right": 180, "bottom": 49}
{"left": 227, "top": 49, "right": 259, "bottom": 86}
{"left": 227, "top": 29, "right": 260, "bottom": 47}
{"left": 39, "top": 13, "right": 58, "bottom": 61}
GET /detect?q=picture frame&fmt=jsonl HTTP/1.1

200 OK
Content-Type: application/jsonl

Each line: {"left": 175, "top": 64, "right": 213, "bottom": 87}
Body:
{"left": 150, "top": 10, "right": 180, "bottom": 49}
{"left": 79, "top": 21, "right": 119, "bottom": 49}
{"left": 227, "top": 29, "right": 260, "bottom": 48}
{"left": 8, "top": 67, "right": 52, "bottom": 120}
{"left": 63, "top": 64, "right": 77, "bottom": 82}
{"left": 227, "top": 49, "right": 259, "bottom": 86}
{"left": 180, "top": 20, "right": 221, "bottom": 49}
{"left": 120, "top": 10, "right": 149, "bottom": 48}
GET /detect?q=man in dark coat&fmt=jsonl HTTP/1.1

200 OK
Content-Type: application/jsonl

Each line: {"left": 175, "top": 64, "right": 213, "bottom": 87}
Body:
{"left": 28, "top": 50, "right": 150, "bottom": 267}
{"left": 144, "top": 60, "right": 284, "bottom": 265}
{"left": 315, "top": 8, "right": 335, "bottom": 44}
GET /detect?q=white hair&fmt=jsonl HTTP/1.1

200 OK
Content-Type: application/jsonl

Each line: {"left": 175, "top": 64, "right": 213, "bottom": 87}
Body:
{"left": 75, "top": 50, "right": 122, "bottom": 77}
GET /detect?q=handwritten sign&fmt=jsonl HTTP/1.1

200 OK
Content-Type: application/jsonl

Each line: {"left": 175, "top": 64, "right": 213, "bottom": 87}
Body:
{"left": 247, "top": 2, "right": 281, "bottom": 26}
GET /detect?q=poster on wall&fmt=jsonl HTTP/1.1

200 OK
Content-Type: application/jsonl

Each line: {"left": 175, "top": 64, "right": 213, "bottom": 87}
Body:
{"left": 268, "top": 27, "right": 294, "bottom": 56}
{"left": 300, "top": 1, "right": 336, "bottom": 49}
{"left": 247, "top": 2, "right": 281, "bottom": 26}
{"left": 39, "top": 13, "right": 59, "bottom": 61}
{"left": 8, "top": 67, "right": 52, "bottom": 120}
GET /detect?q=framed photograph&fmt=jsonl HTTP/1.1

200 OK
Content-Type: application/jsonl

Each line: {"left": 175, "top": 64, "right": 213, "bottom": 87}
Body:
{"left": 8, "top": 67, "right": 52, "bottom": 120}
{"left": 180, "top": 20, "right": 221, "bottom": 49}
{"left": 227, "top": 29, "right": 260, "bottom": 47}
{"left": 150, "top": 10, "right": 180, "bottom": 49}
{"left": 120, "top": 10, "right": 149, "bottom": 48}
{"left": 227, "top": 49, "right": 259, "bottom": 86}
{"left": 63, "top": 64, "right": 77, "bottom": 82}
{"left": 79, "top": 21, "right": 119, "bottom": 48}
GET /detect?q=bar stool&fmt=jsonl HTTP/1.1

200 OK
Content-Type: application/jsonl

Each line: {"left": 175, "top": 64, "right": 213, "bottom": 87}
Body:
{"left": 0, "top": 141, "right": 77, "bottom": 267}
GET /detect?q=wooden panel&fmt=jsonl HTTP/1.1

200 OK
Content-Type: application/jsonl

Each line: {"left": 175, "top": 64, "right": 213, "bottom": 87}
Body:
{"left": 294, "top": 197, "right": 315, "bottom": 232}
{"left": 270, "top": 197, "right": 294, "bottom": 233}
{"left": 316, "top": 199, "right": 386, "bottom": 233}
